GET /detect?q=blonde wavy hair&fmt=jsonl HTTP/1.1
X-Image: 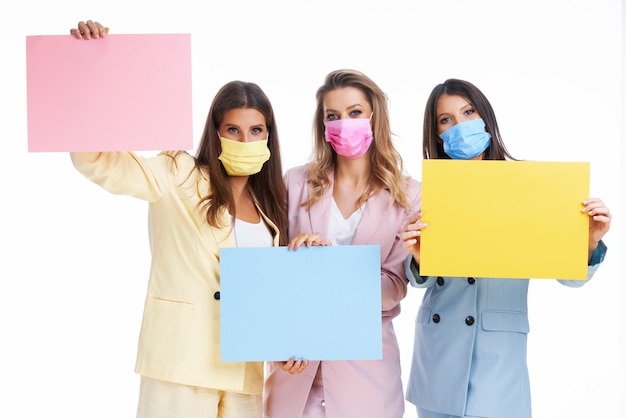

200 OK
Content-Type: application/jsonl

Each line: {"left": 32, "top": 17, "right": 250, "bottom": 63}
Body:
{"left": 305, "top": 69, "right": 410, "bottom": 210}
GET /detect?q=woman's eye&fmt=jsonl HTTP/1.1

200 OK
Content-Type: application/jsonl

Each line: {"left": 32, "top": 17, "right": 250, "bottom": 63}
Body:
{"left": 350, "top": 110, "right": 363, "bottom": 118}
{"left": 464, "top": 108, "right": 475, "bottom": 116}
{"left": 252, "top": 127, "right": 263, "bottom": 134}
{"left": 227, "top": 127, "right": 239, "bottom": 134}
{"left": 439, "top": 117, "right": 450, "bottom": 125}
{"left": 326, "top": 114, "right": 338, "bottom": 121}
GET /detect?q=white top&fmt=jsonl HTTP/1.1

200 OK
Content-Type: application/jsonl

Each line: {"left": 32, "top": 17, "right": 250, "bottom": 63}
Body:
{"left": 233, "top": 216, "right": 273, "bottom": 248}
{"left": 328, "top": 198, "right": 365, "bottom": 245}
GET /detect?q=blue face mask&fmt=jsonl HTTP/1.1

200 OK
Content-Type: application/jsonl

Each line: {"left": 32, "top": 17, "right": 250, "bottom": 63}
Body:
{"left": 439, "top": 118, "right": 491, "bottom": 160}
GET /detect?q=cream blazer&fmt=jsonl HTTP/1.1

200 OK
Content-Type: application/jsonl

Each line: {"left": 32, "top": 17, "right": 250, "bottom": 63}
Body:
{"left": 70, "top": 151, "right": 279, "bottom": 394}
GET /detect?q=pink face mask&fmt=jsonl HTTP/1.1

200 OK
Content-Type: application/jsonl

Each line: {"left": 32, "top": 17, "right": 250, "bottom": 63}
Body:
{"left": 324, "top": 117, "right": 374, "bottom": 158}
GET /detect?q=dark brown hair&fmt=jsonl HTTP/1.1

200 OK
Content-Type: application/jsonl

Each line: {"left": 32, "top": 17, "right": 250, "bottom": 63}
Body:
{"left": 195, "top": 81, "right": 288, "bottom": 245}
{"left": 423, "top": 78, "right": 515, "bottom": 161}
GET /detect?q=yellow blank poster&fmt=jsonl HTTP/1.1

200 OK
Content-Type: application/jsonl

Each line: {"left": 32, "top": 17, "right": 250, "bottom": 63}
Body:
{"left": 420, "top": 160, "right": 589, "bottom": 280}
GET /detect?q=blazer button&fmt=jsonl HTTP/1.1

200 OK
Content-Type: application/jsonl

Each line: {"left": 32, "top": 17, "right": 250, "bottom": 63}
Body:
{"left": 432, "top": 313, "right": 441, "bottom": 323}
{"left": 465, "top": 315, "right": 475, "bottom": 326}
{"left": 214, "top": 291, "right": 220, "bottom": 300}
{"left": 436, "top": 277, "right": 445, "bottom": 286}
{"left": 468, "top": 277, "right": 476, "bottom": 284}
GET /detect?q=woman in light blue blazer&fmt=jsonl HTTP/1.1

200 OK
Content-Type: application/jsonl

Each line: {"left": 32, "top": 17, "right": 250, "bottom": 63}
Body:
{"left": 401, "top": 79, "right": 612, "bottom": 418}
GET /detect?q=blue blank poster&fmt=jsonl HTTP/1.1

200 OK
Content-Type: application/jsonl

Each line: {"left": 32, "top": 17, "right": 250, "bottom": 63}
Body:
{"left": 219, "top": 245, "right": 382, "bottom": 362}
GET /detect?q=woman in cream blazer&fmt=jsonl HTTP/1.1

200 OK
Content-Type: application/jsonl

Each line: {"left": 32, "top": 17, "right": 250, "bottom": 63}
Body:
{"left": 69, "top": 25, "right": 287, "bottom": 417}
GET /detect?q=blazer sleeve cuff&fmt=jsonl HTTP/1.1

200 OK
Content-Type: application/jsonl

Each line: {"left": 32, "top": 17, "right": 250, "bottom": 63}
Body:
{"left": 559, "top": 240, "right": 608, "bottom": 288}
{"left": 404, "top": 255, "right": 434, "bottom": 288}
{"left": 588, "top": 239, "right": 607, "bottom": 266}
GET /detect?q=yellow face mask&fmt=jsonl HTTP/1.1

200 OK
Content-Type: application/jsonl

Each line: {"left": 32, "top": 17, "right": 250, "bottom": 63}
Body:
{"left": 218, "top": 136, "right": 271, "bottom": 176}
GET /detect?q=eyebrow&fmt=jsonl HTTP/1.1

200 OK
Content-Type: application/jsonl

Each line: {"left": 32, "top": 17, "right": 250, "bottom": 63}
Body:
{"left": 223, "top": 123, "right": 266, "bottom": 130}
{"left": 436, "top": 103, "right": 474, "bottom": 119}
{"left": 325, "top": 103, "right": 364, "bottom": 113}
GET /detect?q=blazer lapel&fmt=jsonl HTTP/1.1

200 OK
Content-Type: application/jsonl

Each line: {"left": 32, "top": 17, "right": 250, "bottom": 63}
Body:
{"left": 196, "top": 172, "right": 235, "bottom": 258}
{"left": 308, "top": 172, "right": 333, "bottom": 238}
{"left": 255, "top": 200, "right": 280, "bottom": 247}
{"left": 351, "top": 188, "right": 393, "bottom": 245}
{"left": 210, "top": 208, "right": 235, "bottom": 257}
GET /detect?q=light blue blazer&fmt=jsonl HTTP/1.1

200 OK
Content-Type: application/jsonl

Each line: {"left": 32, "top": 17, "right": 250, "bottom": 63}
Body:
{"left": 404, "top": 241, "right": 607, "bottom": 418}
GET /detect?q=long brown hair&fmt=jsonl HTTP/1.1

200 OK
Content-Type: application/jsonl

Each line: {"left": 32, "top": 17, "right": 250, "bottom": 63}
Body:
{"left": 423, "top": 78, "right": 515, "bottom": 161}
{"left": 307, "top": 69, "right": 410, "bottom": 209}
{"left": 195, "top": 81, "right": 288, "bottom": 245}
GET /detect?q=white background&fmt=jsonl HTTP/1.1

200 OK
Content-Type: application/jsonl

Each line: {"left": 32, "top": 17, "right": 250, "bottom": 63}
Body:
{"left": 1, "top": 1, "right": 623, "bottom": 417}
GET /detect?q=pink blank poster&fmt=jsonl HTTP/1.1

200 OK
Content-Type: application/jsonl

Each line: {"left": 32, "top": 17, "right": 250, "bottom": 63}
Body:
{"left": 26, "top": 34, "right": 193, "bottom": 152}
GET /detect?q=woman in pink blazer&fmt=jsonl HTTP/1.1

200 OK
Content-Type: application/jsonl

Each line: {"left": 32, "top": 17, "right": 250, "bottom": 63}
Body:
{"left": 263, "top": 69, "right": 421, "bottom": 418}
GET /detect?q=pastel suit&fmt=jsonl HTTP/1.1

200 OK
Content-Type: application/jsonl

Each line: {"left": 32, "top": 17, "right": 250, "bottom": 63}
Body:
{"left": 263, "top": 164, "right": 421, "bottom": 418}
{"left": 71, "top": 151, "right": 279, "bottom": 395}
{"left": 404, "top": 241, "right": 608, "bottom": 418}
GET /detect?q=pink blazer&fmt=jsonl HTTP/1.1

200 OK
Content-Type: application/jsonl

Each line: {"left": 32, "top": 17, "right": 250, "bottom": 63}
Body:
{"left": 264, "top": 164, "right": 421, "bottom": 418}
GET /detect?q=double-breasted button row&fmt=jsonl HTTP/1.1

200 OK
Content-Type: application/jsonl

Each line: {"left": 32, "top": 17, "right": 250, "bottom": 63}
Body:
{"left": 431, "top": 276, "right": 476, "bottom": 325}
{"left": 436, "top": 277, "right": 476, "bottom": 286}
{"left": 431, "top": 313, "right": 475, "bottom": 326}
